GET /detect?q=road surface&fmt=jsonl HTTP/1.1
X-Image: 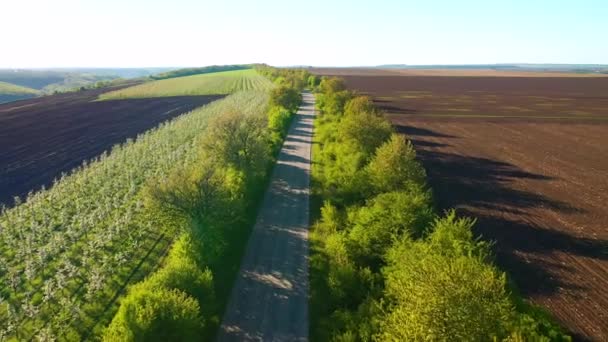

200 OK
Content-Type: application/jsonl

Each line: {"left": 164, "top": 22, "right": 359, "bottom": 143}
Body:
{"left": 217, "top": 92, "right": 315, "bottom": 341}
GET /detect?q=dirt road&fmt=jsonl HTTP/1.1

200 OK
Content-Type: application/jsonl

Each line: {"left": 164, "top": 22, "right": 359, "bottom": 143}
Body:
{"left": 217, "top": 92, "right": 315, "bottom": 341}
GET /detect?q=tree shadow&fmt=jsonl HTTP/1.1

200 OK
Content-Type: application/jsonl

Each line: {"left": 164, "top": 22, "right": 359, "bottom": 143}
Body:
{"left": 397, "top": 123, "right": 608, "bottom": 303}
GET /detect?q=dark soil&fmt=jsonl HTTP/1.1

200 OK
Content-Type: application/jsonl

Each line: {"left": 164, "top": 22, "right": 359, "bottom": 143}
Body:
{"left": 313, "top": 69, "right": 608, "bottom": 341}
{"left": 0, "top": 88, "right": 224, "bottom": 206}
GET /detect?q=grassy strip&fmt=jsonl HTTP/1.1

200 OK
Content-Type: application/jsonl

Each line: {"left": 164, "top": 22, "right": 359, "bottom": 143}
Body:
{"left": 102, "top": 68, "right": 311, "bottom": 340}
{"left": 309, "top": 77, "right": 570, "bottom": 341}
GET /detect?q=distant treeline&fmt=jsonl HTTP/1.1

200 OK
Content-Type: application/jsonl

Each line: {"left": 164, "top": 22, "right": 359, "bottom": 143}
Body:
{"left": 150, "top": 65, "right": 252, "bottom": 80}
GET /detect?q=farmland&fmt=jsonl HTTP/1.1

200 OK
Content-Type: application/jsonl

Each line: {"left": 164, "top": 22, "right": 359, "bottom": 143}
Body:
{"left": 99, "top": 69, "right": 274, "bottom": 99}
{"left": 0, "top": 89, "right": 271, "bottom": 340}
{"left": 312, "top": 68, "right": 608, "bottom": 340}
{"left": 0, "top": 87, "right": 223, "bottom": 206}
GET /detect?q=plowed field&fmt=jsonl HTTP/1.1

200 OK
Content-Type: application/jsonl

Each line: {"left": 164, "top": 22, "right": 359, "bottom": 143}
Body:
{"left": 0, "top": 89, "right": 223, "bottom": 206}
{"left": 312, "top": 68, "right": 608, "bottom": 341}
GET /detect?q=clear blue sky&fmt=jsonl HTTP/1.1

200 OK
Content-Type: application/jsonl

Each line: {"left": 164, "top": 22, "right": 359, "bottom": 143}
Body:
{"left": 1, "top": 0, "right": 607, "bottom": 67}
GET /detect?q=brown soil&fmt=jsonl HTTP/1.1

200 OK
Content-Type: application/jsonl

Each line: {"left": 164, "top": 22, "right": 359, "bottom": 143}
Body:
{"left": 0, "top": 88, "right": 224, "bottom": 206}
{"left": 313, "top": 69, "right": 608, "bottom": 341}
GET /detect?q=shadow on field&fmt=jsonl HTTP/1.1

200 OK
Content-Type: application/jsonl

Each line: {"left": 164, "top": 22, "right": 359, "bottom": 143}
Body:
{"left": 396, "top": 123, "right": 608, "bottom": 302}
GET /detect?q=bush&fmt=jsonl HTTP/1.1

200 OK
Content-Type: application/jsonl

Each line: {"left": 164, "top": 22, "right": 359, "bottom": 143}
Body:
{"left": 365, "top": 133, "right": 427, "bottom": 195}
{"left": 104, "top": 288, "right": 203, "bottom": 342}
{"left": 337, "top": 109, "right": 393, "bottom": 159}
{"left": 377, "top": 214, "right": 515, "bottom": 341}
{"left": 347, "top": 191, "right": 434, "bottom": 268}
{"left": 201, "top": 110, "right": 270, "bottom": 179}
{"left": 344, "top": 96, "right": 377, "bottom": 117}
{"left": 270, "top": 86, "right": 302, "bottom": 113}
{"left": 267, "top": 106, "right": 293, "bottom": 152}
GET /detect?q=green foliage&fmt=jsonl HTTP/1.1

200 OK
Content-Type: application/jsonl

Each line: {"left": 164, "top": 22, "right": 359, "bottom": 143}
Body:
{"left": 267, "top": 106, "right": 293, "bottom": 151}
{"left": 347, "top": 191, "right": 434, "bottom": 268}
{"left": 104, "top": 71, "right": 303, "bottom": 340}
{"left": 308, "top": 75, "right": 321, "bottom": 89}
{"left": 255, "top": 64, "right": 311, "bottom": 91}
{"left": 365, "top": 133, "right": 427, "bottom": 195}
{"left": 378, "top": 221, "right": 515, "bottom": 341}
{"left": 103, "top": 288, "right": 203, "bottom": 342}
{"left": 270, "top": 86, "right": 302, "bottom": 112}
{"left": 0, "top": 91, "right": 269, "bottom": 340}
{"left": 201, "top": 110, "right": 271, "bottom": 180}
{"left": 309, "top": 76, "right": 569, "bottom": 341}
{"left": 99, "top": 69, "right": 274, "bottom": 99}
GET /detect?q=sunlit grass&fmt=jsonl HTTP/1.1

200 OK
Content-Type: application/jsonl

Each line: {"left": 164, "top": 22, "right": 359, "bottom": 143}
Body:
{"left": 99, "top": 69, "right": 273, "bottom": 100}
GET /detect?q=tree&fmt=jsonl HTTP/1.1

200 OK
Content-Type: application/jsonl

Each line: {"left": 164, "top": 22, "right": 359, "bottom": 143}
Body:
{"left": 200, "top": 110, "right": 270, "bottom": 179}
{"left": 270, "top": 86, "right": 301, "bottom": 112}
{"left": 103, "top": 288, "right": 203, "bottom": 342}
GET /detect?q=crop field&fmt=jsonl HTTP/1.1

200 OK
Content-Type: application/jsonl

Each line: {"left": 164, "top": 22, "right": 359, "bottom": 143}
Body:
{"left": 99, "top": 69, "right": 274, "bottom": 99}
{"left": 0, "top": 87, "right": 223, "bottom": 207}
{"left": 0, "top": 81, "right": 40, "bottom": 104}
{"left": 0, "top": 91, "right": 269, "bottom": 340}
{"left": 312, "top": 68, "right": 608, "bottom": 340}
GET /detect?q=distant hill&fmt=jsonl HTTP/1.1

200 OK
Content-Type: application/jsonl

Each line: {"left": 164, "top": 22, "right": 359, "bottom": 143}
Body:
{"left": 0, "top": 81, "right": 40, "bottom": 104}
{"left": 0, "top": 68, "right": 177, "bottom": 95}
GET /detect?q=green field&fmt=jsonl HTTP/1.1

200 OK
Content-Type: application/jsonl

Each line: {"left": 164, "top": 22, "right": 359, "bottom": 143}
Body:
{"left": 0, "top": 81, "right": 40, "bottom": 103}
{"left": 99, "top": 69, "right": 274, "bottom": 100}
{"left": 0, "top": 81, "right": 40, "bottom": 95}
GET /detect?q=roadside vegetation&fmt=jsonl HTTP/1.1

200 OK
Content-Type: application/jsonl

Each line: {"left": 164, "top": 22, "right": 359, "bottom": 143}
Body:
{"left": 310, "top": 77, "right": 570, "bottom": 341}
{"left": 103, "top": 66, "right": 309, "bottom": 340}
{"left": 0, "top": 67, "right": 304, "bottom": 340}
{"left": 99, "top": 69, "right": 274, "bottom": 100}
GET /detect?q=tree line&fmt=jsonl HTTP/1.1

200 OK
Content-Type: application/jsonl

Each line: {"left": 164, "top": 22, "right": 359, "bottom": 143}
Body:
{"left": 309, "top": 77, "right": 570, "bottom": 341}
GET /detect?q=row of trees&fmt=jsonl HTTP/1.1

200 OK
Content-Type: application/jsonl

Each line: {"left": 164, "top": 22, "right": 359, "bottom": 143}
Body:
{"left": 310, "top": 77, "right": 570, "bottom": 341}
{"left": 103, "top": 69, "right": 309, "bottom": 340}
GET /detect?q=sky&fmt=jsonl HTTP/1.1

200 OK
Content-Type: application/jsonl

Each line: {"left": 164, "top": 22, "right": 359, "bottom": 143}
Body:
{"left": 1, "top": 0, "right": 607, "bottom": 68}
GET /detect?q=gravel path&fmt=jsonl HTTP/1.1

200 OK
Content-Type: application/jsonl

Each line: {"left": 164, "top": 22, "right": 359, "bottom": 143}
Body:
{"left": 217, "top": 92, "right": 315, "bottom": 341}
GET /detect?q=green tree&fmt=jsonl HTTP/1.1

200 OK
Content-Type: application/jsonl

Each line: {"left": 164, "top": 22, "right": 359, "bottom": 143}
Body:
{"left": 103, "top": 288, "right": 203, "bottom": 342}
{"left": 270, "top": 86, "right": 302, "bottom": 112}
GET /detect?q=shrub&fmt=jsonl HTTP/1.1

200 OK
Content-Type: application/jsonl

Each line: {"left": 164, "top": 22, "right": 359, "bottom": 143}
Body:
{"left": 365, "top": 133, "right": 427, "bottom": 195}
{"left": 267, "top": 106, "right": 293, "bottom": 152}
{"left": 344, "top": 96, "right": 377, "bottom": 117}
{"left": 103, "top": 288, "right": 203, "bottom": 342}
{"left": 270, "top": 86, "right": 302, "bottom": 113}
{"left": 201, "top": 110, "right": 270, "bottom": 179}
{"left": 337, "top": 109, "right": 393, "bottom": 159}
{"left": 377, "top": 215, "right": 515, "bottom": 341}
{"left": 347, "top": 191, "right": 434, "bottom": 269}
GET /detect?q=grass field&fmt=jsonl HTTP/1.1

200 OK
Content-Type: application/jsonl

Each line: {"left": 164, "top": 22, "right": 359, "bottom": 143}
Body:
{"left": 99, "top": 69, "right": 274, "bottom": 100}
{"left": 0, "top": 81, "right": 40, "bottom": 103}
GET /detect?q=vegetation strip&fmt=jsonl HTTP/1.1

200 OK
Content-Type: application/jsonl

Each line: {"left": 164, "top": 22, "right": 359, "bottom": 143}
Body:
{"left": 103, "top": 66, "right": 311, "bottom": 340}
{"left": 309, "top": 76, "right": 570, "bottom": 340}
{"left": 0, "top": 81, "right": 270, "bottom": 339}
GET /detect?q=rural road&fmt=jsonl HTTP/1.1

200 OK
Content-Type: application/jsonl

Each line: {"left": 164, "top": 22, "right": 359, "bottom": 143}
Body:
{"left": 216, "top": 92, "right": 315, "bottom": 341}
